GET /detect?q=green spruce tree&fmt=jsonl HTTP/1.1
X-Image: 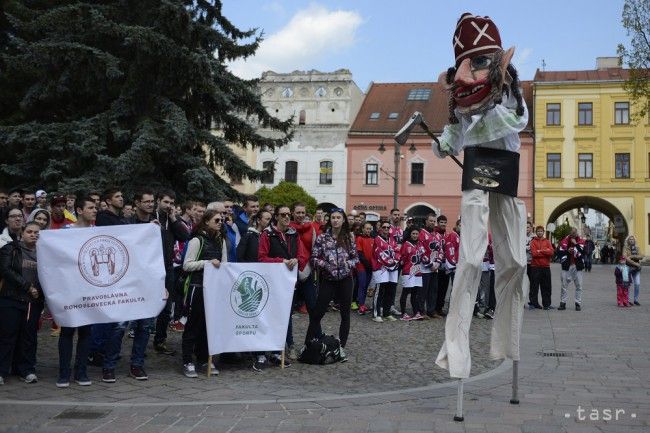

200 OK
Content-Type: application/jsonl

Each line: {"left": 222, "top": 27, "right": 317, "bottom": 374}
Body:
{"left": 0, "top": 0, "right": 291, "bottom": 199}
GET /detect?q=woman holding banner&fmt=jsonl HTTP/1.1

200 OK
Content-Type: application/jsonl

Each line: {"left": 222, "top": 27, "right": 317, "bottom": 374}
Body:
{"left": 237, "top": 209, "right": 272, "bottom": 372}
{"left": 309, "top": 208, "right": 359, "bottom": 362}
{"left": 258, "top": 205, "right": 309, "bottom": 366}
{"left": 181, "top": 210, "right": 228, "bottom": 378}
{"left": 0, "top": 221, "right": 43, "bottom": 385}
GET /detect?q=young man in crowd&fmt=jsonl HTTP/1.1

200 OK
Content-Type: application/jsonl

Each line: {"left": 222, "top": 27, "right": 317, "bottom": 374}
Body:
{"left": 21, "top": 191, "right": 36, "bottom": 222}
{"left": 388, "top": 208, "right": 404, "bottom": 315}
{"left": 151, "top": 190, "right": 190, "bottom": 355}
{"left": 102, "top": 189, "right": 160, "bottom": 382}
{"left": 57, "top": 196, "right": 97, "bottom": 387}
{"left": 122, "top": 203, "right": 134, "bottom": 219}
{"left": 419, "top": 213, "right": 444, "bottom": 319}
{"left": 87, "top": 188, "right": 125, "bottom": 368}
{"left": 558, "top": 227, "right": 585, "bottom": 311}
{"left": 234, "top": 195, "right": 259, "bottom": 236}
{"left": 530, "top": 225, "right": 554, "bottom": 310}
{"left": 439, "top": 217, "right": 460, "bottom": 316}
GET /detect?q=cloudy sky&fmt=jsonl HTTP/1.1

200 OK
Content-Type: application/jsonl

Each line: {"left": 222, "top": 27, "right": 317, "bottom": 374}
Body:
{"left": 223, "top": 0, "right": 628, "bottom": 91}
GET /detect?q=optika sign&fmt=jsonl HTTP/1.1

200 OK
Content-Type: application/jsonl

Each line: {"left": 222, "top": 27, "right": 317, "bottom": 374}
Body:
{"left": 78, "top": 235, "right": 130, "bottom": 287}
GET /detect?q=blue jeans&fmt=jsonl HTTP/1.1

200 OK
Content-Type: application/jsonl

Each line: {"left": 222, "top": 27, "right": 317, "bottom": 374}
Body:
{"left": 58, "top": 326, "right": 91, "bottom": 380}
{"left": 88, "top": 323, "right": 112, "bottom": 355}
{"left": 356, "top": 270, "right": 370, "bottom": 306}
{"left": 103, "top": 318, "right": 155, "bottom": 370}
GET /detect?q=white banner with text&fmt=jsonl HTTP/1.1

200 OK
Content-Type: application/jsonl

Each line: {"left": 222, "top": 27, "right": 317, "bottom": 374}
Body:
{"left": 203, "top": 263, "right": 296, "bottom": 355}
{"left": 37, "top": 224, "right": 166, "bottom": 327}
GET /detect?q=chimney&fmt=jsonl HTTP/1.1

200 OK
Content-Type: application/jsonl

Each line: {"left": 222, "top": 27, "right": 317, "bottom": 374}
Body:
{"left": 596, "top": 57, "right": 620, "bottom": 70}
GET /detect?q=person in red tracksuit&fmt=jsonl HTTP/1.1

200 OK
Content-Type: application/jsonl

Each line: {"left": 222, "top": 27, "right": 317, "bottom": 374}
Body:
{"left": 372, "top": 222, "right": 400, "bottom": 322}
{"left": 289, "top": 202, "right": 321, "bottom": 316}
{"left": 400, "top": 228, "right": 425, "bottom": 320}
{"left": 419, "top": 214, "right": 444, "bottom": 318}
{"left": 258, "top": 205, "right": 308, "bottom": 364}
{"left": 530, "top": 226, "right": 554, "bottom": 309}
{"left": 355, "top": 222, "right": 375, "bottom": 315}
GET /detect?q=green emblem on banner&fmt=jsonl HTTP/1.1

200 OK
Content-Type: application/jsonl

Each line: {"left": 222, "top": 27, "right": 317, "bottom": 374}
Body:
{"left": 230, "top": 271, "right": 270, "bottom": 318}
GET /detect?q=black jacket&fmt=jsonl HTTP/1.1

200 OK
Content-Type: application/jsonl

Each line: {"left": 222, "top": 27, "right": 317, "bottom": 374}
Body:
{"left": 127, "top": 211, "right": 190, "bottom": 271}
{"left": 0, "top": 242, "right": 34, "bottom": 304}
{"left": 189, "top": 234, "right": 225, "bottom": 285}
{"left": 237, "top": 228, "right": 260, "bottom": 263}
{"left": 95, "top": 209, "right": 125, "bottom": 226}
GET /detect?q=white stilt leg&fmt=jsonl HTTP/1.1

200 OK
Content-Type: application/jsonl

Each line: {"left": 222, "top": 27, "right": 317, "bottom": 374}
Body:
{"left": 453, "top": 379, "right": 464, "bottom": 422}
{"left": 510, "top": 360, "right": 519, "bottom": 404}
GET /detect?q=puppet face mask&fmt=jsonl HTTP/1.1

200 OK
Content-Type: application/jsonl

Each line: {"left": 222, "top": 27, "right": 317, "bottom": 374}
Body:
{"left": 443, "top": 13, "right": 514, "bottom": 116}
{"left": 451, "top": 47, "right": 514, "bottom": 115}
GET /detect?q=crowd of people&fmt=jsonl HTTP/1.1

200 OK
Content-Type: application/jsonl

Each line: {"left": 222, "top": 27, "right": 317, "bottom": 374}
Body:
{"left": 0, "top": 187, "right": 463, "bottom": 387}
{"left": 0, "top": 186, "right": 644, "bottom": 388}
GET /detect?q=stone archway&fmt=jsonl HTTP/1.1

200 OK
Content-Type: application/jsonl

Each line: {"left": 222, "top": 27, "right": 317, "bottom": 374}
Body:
{"left": 405, "top": 202, "right": 439, "bottom": 228}
{"left": 546, "top": 195, "right": 628, "bottom": 253}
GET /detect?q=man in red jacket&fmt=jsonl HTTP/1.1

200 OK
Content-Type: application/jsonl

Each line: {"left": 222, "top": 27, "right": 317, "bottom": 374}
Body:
{"left": 530, "top": 226, "right": 554, "bottom": 310}
{"left": 289, "top": 202, "right": 320, "bottom": 315}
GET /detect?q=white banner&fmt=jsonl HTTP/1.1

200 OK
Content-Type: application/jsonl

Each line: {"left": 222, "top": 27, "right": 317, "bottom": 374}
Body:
{"left": 203, "top": 263, "right": 296, "bottom": 355}
{"left": 37, "top": 224, "right": 166, "bottom": 327}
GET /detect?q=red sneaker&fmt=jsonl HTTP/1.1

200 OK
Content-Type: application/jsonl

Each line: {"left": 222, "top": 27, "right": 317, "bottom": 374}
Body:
{"left": 171, "top": 321, "right": 185, "bottom": 332}
{"left": 358, "top": 305, "right": 368, "bottom": 315}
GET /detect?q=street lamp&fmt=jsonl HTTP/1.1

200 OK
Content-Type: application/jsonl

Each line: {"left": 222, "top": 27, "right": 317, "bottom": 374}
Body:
{"left": 378, "top": 139, "right": 417, "bottom": 210}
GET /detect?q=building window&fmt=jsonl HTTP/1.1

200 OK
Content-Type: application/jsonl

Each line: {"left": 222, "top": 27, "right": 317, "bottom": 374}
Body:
{"left": 615, "top": 153, "right": 630, "bottom": 178}
{"left": 299, "top": 110, "right": 306, "bottom": 125}
{"left": 615, "top": 102, "right": 630, "bottom": 124}
{"left": 285, "top": 161, "right": 298, "bottom": 183}
{"left": 261, "top": 161, "right": 274, "bottom": 184}
{"left": 411, "top": 162, "right": 424, "bottom": 184}
{"left": 547, "top": 153, "right": 561, "bottom": 178}
{"left": 319, "top": 161, "right": 333, "bottom": 185}
{"left": 315, "top": 86, "right": 327, "bottom": 97}
{"left": 578, "top": 102, "right": 593, "bottom": 125}
{"left": 281, "top": 87, "right": 293, "bottom": 98}
{"left": 546, "top": 103, "right": 561, "bottom": 125}
{"left": 388, "top": 112, "right": 399, "bottom": 119}
{"left": 407, "top": 88, "right": 431, "bottom": 101}
{"left": 578, "top": 153, "right": 593, "bottom": 178}
{"left": 365, "top": 163, "right": 378, "bottom": 185}
{"left": 370, "top": 112, "right": 380, "bottom": 120}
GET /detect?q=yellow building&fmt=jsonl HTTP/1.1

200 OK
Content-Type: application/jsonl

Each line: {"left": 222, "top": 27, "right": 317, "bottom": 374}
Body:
{"left": 534, "top": 57, "right": 650, "bottom": 254}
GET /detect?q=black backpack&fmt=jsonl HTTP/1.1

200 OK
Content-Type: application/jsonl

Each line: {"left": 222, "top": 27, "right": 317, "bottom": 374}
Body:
{"left": 298, "top": 335, "right": 342, "bottom": 364}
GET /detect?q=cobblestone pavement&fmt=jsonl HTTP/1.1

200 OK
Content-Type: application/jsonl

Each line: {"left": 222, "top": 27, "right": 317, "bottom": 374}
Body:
{"left": 0, "top": 263, "right": 648, "bottom": 433}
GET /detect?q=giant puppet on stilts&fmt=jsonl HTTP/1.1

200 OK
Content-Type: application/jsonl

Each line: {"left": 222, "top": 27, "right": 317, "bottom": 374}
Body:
{"left": 432, "top": 13, "right": 529, "bottom": 420}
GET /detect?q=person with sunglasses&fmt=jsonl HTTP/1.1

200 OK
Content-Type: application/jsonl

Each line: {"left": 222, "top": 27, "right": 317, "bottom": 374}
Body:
{"left": 180, "top": 210, "right": 228, "bottom": 378}
{"left": 258, "top": 205, "right": 309, "bottom": 365}
{"left": 372, "top": 220, "right": 401, "bottom": 322}
{"left": 309, "top": 208, "right": 359, "bottom": 361}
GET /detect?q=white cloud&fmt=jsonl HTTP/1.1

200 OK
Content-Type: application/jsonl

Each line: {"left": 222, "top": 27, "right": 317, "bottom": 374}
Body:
{"left": 262, "top": 1, "right": 285, "bottom": 15}
{"left": 228, "top": 5, "right": 363, "bottom": 79}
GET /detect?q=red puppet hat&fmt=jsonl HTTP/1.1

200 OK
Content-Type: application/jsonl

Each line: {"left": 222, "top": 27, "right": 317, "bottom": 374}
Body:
{"left": 453, "top": 13, "right": 502, "bottom": 67}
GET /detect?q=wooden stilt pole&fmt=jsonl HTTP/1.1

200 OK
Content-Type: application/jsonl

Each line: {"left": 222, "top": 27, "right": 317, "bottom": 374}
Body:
{"left": 281, "top": 350, "right": 285, "bottom": 369}
{"left": 453, "top": 379, "right": 464, "bottom": 422}
{"left": 207, "top": 355, "right": 212, "bottom": 378}
{"left": 510, "top": 360, "right": 520, "bottom": 404}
